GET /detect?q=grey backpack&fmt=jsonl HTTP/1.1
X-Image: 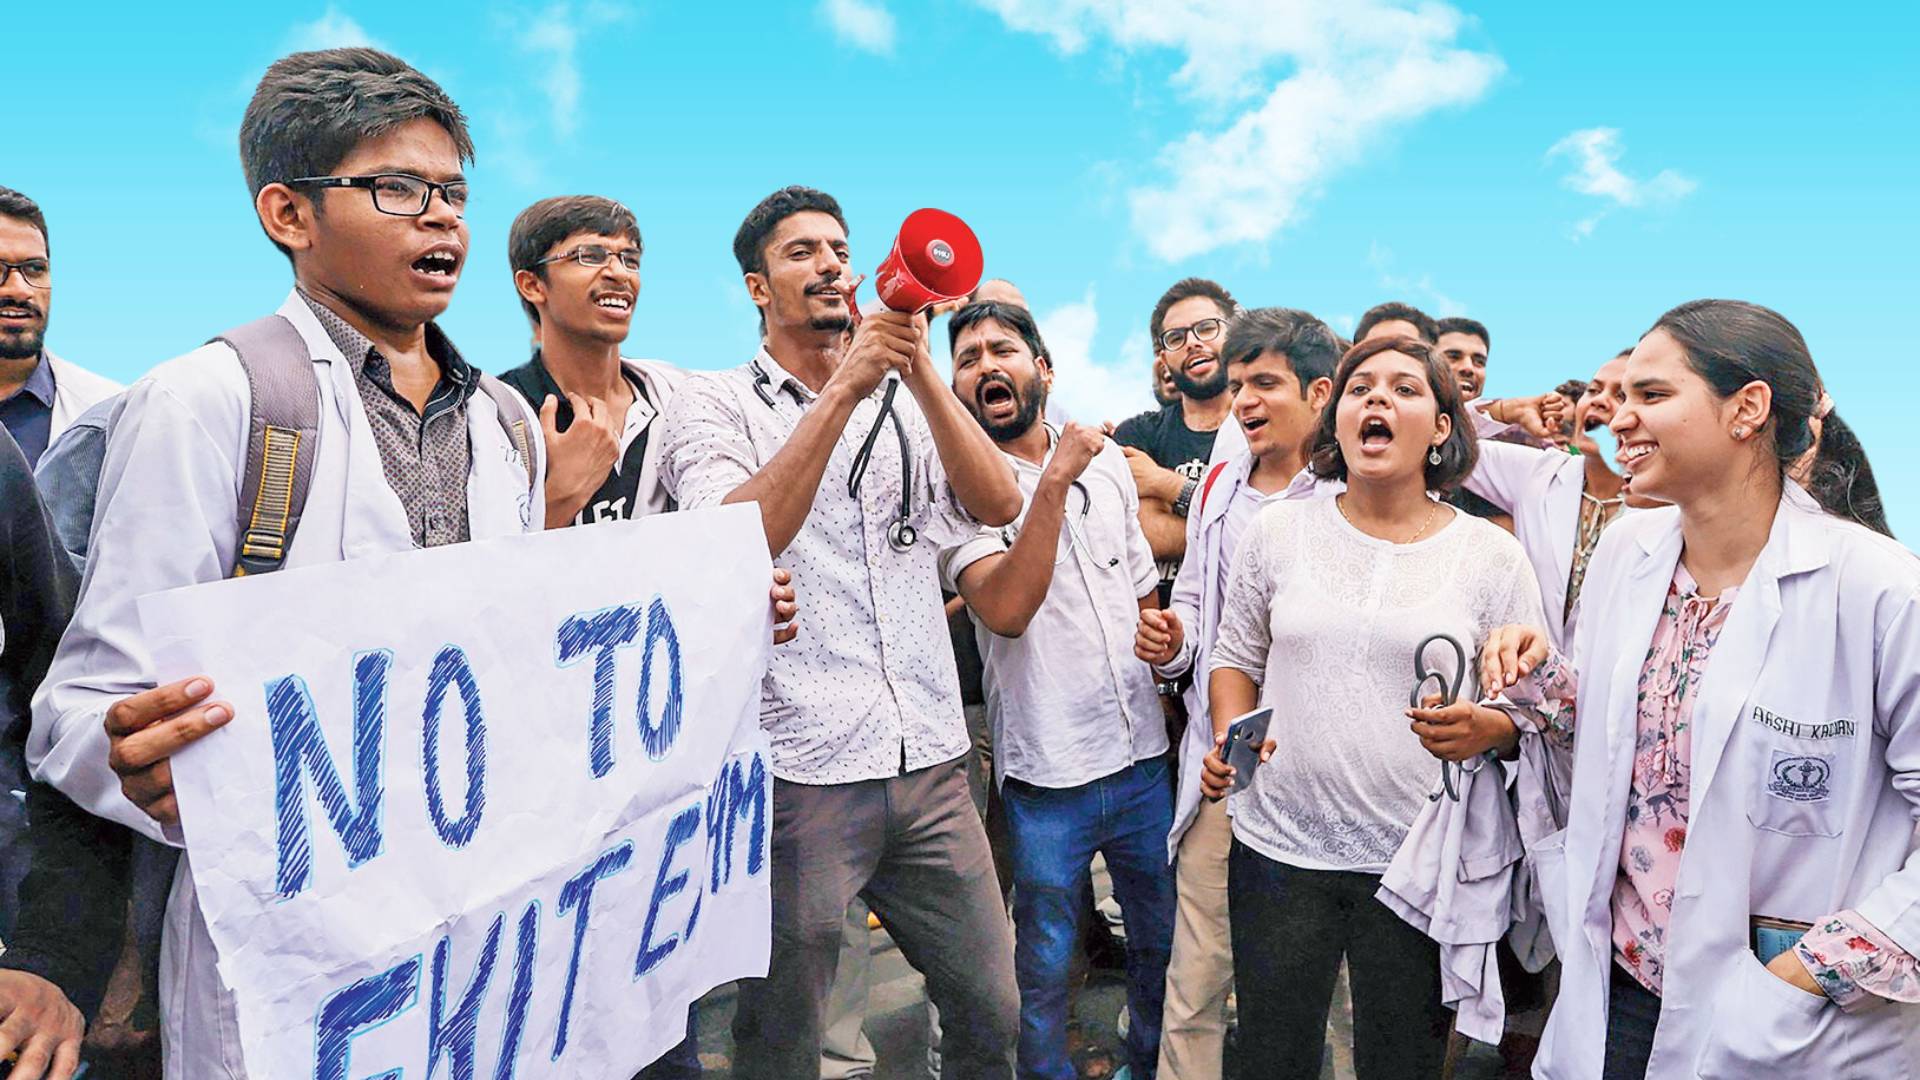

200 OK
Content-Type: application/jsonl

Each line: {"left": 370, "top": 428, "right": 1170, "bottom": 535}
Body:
{"left": 37, "top": 314, "right": 537, "bottom": 574}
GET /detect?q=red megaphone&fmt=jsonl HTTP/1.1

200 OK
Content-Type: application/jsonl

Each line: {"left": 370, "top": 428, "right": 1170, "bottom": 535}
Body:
{"left": 872, "top": 208, "right": 984, "bottom": 313}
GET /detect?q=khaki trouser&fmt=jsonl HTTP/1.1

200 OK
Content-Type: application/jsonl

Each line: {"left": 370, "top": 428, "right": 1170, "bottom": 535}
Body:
{"left": 1156, "top": 796, "right": 1234, "bottom": 1079}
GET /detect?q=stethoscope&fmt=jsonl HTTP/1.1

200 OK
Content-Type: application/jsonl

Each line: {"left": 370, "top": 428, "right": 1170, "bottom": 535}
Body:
{"left": 997, "top": 427, "right": 1122, "bottom": 571}
{"left": 1410, "top": 633, "right": 1494, "bottom": 802}
{"left": 752, "top": 357, "right": 917, "bottom": 551}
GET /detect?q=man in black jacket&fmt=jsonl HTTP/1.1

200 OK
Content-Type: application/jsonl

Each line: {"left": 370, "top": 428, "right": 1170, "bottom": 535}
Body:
{"left": 0, "top": 424, "right": 130, "bottom": 1078}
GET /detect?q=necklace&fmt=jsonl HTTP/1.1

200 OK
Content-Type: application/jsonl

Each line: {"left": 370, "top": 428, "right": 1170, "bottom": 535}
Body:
{"left": 1337, "top": 493, "right": 1440, "bottom": 544}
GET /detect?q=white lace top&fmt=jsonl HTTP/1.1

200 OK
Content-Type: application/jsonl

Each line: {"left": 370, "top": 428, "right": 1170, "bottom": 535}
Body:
{"left": 1208, "top": 496, "right": 1544, "bottom": 872}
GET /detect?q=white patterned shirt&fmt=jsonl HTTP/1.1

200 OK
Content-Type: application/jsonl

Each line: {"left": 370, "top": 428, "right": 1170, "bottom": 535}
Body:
{"left": 1208, "top": 496, "right": 1544, "bottom": 871}
{"left": 659, "top": 348, "right": 981, "bottom": 784}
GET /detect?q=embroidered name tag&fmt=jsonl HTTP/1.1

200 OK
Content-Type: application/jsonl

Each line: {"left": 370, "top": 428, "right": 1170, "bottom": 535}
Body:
{"left": 1765, "top": 750, "right": 1833, "bottom": 803}
{"left": 1751, "top": 706, "right": 1856, "bottom": 740}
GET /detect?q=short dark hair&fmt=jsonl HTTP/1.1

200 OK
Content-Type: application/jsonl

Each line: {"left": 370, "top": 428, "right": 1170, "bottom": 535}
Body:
{"left": 240, "top": 48, "right": 474, "bottom": 258}
{"left": 948, "top": 301, "right": 1048, "bottom": 367}
{"left": 732, "top": 186, "right": 847, "bottom": 278}
{"left": 0, "top": 186, "right": 48, "bottom": 256}
{"left": 1149, "top": 278, "right": 1236, "bottom": 352}
{"left": 1221, "top": 307, "right": 1342, "bottom": 395}
{"left": 508, "top": 196, "right": 643, "bottom": 325}
{"left": 1309, "top": 335, "right": 1477, "bottom": 492}
{"left": 1435, "top": 316, "right": 1490, "bottom": 351}
{"left": 1354, "top": 302, "right": 1439, "bottom": 345}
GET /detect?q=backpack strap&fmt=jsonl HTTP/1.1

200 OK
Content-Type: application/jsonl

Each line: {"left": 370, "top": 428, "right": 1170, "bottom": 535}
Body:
{"left": 212, "top": 316, "right": 319, "bottom": 578}
{"left": 1196, "top": 460, "right": 1231, "bottom": 522}
{"left": 477, "top": 374, "right": 538, "bottom": 490}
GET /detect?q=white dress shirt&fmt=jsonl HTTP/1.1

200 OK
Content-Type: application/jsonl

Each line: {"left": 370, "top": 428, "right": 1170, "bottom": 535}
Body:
{"left": 938, "top": 432, "right": 1163, "bottom": 789}
{"left": 659, "top": 348, "right": 981, "bottom": 784}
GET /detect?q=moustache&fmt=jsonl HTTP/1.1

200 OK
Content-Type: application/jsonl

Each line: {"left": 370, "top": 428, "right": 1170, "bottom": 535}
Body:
{"left": 974, "top": 373, "right": 1017, "bottom": 402}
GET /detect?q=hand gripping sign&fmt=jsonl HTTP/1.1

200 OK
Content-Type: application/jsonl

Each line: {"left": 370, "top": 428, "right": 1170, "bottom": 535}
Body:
{"left": 139, "top": 505, "right": 774, "bottom": 1079}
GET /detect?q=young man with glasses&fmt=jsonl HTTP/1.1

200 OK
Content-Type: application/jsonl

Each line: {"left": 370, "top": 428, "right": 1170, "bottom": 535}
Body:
{"left": 0, "top": 186, "right": 120, "bottom": 469}
{"left": 1111, "top": 278, "right": 1238, "bottom": 605}
{"left": 941, "top": 300, "right": 1173, "bottom": 1080}
{"left": 499, "top": 195, "right": 682, "bottom": 529}
{"left": 27, "top": 48, "right": 547, "bottom": 1079}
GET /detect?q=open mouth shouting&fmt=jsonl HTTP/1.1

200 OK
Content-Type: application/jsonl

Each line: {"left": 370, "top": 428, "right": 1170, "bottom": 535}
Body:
{"left": 409, "top": 243, "right": 463, "bottom": 289}
{"left": 976, "top": 376, "right": 1019, "bottom": 422}
{"left": 1358, "top": 414, "right": 1395, "bottom": 455}
{"left": 0, "top": 302, "right": 42, "bottom": 327}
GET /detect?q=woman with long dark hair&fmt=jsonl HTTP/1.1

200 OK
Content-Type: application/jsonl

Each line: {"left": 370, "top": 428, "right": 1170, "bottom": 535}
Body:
{"left": 1484, "top": 299, "right": 1918, "bottom": 1078}
{"left": 1201, "top": 335, "right": 1544, "bottom": 1078}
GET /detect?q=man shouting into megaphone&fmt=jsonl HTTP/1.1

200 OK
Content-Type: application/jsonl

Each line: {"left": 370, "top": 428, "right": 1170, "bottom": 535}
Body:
{"left": 657, "top": 186, "right": 1022, "bottom": 1079}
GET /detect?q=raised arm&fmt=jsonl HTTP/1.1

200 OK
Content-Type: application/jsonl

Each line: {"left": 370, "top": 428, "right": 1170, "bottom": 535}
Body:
{"left": 661, "top": 316, "right": 915, "bottom": 557}
{"left": 950, "top": 425, "right": 1104, "bottom": 637}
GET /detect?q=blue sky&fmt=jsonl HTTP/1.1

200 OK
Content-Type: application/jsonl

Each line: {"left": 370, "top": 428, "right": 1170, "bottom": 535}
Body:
{"left": 13, "top": 1, "right": 1920, "bottom": 535}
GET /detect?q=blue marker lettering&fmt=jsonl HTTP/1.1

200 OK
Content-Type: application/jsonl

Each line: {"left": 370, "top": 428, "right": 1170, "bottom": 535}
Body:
{"left": 423, "top": 645, "right": 487, "bottom": 849}
{"left": 427, "top": 913, "right": 504, "bottom": 1080}
{"left": 553, "top": 603, "right": 644, "bottom": 778}
{"left": 635, "top": 804, "right": 701, "bottom": 979}
{"left": 269, "top": 649, "right": 390, "bottom": 899}
{"left": 313, "top": 955, "right": 419, "bottom": 1080}
{"left": 552, "top": 843, "right": 633, "bottom": 1060}
{"left": 636, "top": 597, "right": 684, "bottom": 761}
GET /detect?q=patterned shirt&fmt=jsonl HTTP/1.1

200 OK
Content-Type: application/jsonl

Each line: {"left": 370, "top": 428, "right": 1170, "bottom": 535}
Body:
{"left": 300, "top": 292, "right": 476, "bottom": 548}
{"left": 1611, "top": 564, "right": 1735, "bottom": 994}
{"left": 658, "top": 347, "right": 984, "bottom": 785}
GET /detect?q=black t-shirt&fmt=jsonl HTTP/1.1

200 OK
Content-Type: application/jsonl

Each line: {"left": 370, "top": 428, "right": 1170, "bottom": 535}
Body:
{"left": 498, "top": 352, "right": 651, "bottom": 526}
{"left": 1112, "top": 402, "right": 1220, "bottom": 601}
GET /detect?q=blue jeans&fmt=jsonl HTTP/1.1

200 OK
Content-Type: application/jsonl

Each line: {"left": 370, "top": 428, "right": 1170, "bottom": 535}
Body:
{"left": 1003, "top": 757, "right": 1176, "bottom": 1080}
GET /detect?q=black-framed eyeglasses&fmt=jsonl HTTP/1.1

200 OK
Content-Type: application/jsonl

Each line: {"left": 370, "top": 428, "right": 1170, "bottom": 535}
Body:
{"left": 535, "top": 244, "right": 642, "bottom": 273}
{"left": 287, "top": 173, "right": 469, "bottom": 217}
{"left": 0, "top": 259, "right": 50, "bottom": 289}
{"left": 1159, "top": 317, "right": 1226, "bottom": 352}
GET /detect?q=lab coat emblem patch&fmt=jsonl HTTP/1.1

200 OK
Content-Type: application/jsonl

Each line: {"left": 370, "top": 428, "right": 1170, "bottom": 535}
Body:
{"left": 1766, "top": 753, "right": 1832, "bottom": 803}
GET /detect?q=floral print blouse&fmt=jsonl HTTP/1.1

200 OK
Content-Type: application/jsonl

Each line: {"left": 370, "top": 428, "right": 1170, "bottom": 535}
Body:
{"left": 1511, "top": 563, "right": 1918, "bottom": 1008}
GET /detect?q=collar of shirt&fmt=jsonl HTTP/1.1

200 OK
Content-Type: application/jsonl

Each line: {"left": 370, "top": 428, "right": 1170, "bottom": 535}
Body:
{"left": 521, "top": 349, "right": 653, "bottom": 470}
{"left": 5, "top": 352, "right": 56, "bottom": 406}
{"left": 297, "top": 289, "right": 479, "bottom": 417}
{"left": 753, "top": 345, "right": 819, "bottom": 405}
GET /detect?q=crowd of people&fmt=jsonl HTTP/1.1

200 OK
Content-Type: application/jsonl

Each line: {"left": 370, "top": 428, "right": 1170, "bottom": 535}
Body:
{"left": 0, "top": 43, "right": 1915, "bottom": 1080}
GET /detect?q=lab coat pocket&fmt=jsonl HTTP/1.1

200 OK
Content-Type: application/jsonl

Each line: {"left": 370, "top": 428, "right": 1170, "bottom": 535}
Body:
{"left": 1696, "top": 951, "right": 1837, "bottom": 1077}
{"left": 1747, "top": 744, "right": 1844, "bottom": 837}
{"left": 1524, "top": 829, "right": 1570, "bottom": 952}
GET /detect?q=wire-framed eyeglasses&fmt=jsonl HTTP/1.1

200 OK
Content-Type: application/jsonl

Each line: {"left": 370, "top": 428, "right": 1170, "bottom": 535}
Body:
{"left": 535, "top": 244, "right": 642, "bottom": 273}
{"left": 287, "top": 173, "right": 469, "bottom": 217}
{"left": 0, "top": 259, "right": 50, "bottom": 289}
{"left": 1158, "top": 317, "right": 1226, "bottom": 352}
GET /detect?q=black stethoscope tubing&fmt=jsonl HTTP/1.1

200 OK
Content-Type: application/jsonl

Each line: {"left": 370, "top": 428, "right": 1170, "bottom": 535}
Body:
{"left": 752, "top": 358, "right": 916, "bottom": 551}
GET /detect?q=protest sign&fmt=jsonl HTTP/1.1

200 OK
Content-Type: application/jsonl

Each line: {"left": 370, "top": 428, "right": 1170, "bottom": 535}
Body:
{"left": 138, "top": 504, "right": 773, "bottom": 1079}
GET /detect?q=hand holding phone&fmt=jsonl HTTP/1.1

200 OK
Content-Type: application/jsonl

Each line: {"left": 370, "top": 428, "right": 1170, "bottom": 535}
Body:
{"left": 1200, "top": 707, "right": 1276, "bottom": 801}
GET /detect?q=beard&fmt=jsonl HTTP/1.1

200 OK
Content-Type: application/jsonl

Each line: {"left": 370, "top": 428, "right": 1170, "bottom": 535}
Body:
{"left": 1168, "top": 355, "right": 1228, "bottom": 401}
{"left": 808, "top": 313, "right": 852, "bottom": 333}
{"left": 968, "top": 374, "right": 1047, "bottom": 443}
{"left": 0, "top": 323, "right": 45, "bottom": 361}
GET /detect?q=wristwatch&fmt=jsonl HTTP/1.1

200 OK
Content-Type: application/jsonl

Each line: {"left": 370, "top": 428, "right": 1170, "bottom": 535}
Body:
{"left": 1172, "top": 476, "right": 1199, "bottom": 518}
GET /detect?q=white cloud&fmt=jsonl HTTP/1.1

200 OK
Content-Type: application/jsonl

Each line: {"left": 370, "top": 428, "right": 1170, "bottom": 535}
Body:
{"left": 1367, "top": 242, "right": 1466, "bottom": 317}
{"left": 1032, "top": 289, "right": 1157, "bottom": 426}
{"left": 511, "top": 3, "right": 632, "bottom": 140}
{"left": 1546, "top": 127, "right": 1695, "bottom": 239}
{"left": 977, "top": 0, "right": 1503, "bottom": 261}
{"left": 822, "top": 0, "right": 898, "bottom": 54}
{"left": 284, "top": 6, "right": 385, "bottom": 52}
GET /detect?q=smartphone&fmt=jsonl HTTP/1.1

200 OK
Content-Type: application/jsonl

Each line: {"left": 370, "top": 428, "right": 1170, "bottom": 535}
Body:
{"left": 1222, "top": 707, "right": 1274, "bottom": 794}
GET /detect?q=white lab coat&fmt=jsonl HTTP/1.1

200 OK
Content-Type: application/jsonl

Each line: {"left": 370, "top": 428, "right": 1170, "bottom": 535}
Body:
{"left": 45, "top": 350, "right": 122, "bottom": 440}
{"left": 616, "top": 355, "right": 689, "bottom": 518}
{"left": 1531, "top": 486, "right": 1920, "bottom": 1078}
{"left": 28, "top": 291, "right": 544, "bottom": 1080}
{"left": 1462, "top": 442, "right": 1588, "bottom": 651}
{"left": 1154, "top": 450, "right": 1337, "bottom": 858}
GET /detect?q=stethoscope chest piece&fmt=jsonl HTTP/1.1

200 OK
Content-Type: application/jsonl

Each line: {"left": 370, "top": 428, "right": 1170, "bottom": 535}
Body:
{"left": 887, "top": 520, "right": 918, "bottom": 552}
